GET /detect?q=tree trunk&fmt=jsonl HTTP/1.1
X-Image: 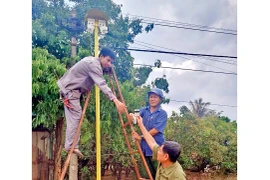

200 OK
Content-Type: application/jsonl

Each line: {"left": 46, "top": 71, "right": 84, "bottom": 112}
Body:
{"left": 54, "top": 117, "right": 64, "bottom": 180}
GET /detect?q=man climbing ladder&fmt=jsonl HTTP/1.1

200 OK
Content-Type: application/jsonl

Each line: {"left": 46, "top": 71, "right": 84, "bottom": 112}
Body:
{"left": 57, "top": 47, "right": 127, "bottom": 156}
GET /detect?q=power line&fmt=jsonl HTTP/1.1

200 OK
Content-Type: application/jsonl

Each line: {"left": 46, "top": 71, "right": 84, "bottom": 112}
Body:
{"left": 192, "top": 56, "right": 237, "bottom": 65}
{"left": 113, "top": 47, "right": 237, "bottom": 59}
{"left": 124, "top": 13, "right": 237, "bottom": 33}
{"left": 107, "top": 31, "right": 237, "bottom": 73}
{"left": 133, "top": 63, "right": 237, "bottom": 75}
{"left": 170, "top": 100, "right": 237, "bottom": 107}
{"left": 140, "top": 21, "right": 237, "bottom": 35}
{"left": 135, "top": 40, "right": 237, "bottom": 63}
{"left": 132, "top": 41, "right": 237, "bottom": 73}
{"left": 107, "top": 30, "right": 236, "bottom": 72}
{"left": 132, "top": 42, "right": 237, "bottom": 66}
{"left": 129, "top": 46, "right": 236, "bottom": 66}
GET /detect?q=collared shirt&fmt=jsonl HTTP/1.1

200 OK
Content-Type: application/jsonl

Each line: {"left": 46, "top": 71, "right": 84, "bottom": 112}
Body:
{"left": 152, "top": 144, "right": 186, "bottom": 180}
{"left": 57, "top": 56, "right": 116, "bottom": 101}
{"left": 140, "top": 106, "right": 168, "bottom": 156}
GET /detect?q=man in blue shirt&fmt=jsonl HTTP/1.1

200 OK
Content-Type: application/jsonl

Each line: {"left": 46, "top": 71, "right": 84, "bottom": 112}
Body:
{"left": 133, "top": 88, "right": 168, "bottom": 179}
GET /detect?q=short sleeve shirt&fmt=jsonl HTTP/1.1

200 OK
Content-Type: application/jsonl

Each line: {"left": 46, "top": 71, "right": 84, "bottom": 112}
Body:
{"left": 140, "top": 106, "right": 168, "bottom": 156}
{"left": 152, "top": 144, "right": 186, "bottom": 180}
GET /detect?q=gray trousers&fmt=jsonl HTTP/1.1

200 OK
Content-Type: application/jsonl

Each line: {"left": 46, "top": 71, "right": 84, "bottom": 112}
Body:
{"left": 62, "top": 90, "right": 82, "bottom": 149}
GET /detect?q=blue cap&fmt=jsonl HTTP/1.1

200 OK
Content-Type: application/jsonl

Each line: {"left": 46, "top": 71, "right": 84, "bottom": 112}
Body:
{"left": 147, "top": 88, "right": 163, "bottom": 99}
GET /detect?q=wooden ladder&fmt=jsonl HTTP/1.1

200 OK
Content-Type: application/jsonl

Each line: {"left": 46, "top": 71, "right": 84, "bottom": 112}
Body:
{"left": 108, "top": 67, "right": 153, "bottom": 180}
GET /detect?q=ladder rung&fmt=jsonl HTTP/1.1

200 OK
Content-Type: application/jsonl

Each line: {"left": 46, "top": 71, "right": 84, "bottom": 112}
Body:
{"left": 131, "top": 150, "right": 139, "bottom": 155}
{"left": 123, "top": 121, "right": 129, "bottom": 128}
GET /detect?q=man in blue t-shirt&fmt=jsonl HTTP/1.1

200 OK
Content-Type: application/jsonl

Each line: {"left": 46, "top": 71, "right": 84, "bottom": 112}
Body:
{"left": 133, "top": 88, "right": 168, "bottom": 179}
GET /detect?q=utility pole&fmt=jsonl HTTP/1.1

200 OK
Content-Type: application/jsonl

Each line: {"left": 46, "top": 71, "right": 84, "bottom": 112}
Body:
{"left": 69, "top": 9, "right": 78, "bottom": 180}
{"left": 85, "top": 9, "right": 109, "bottom": 180}
{"left": 69, "top": 9, "right": 81, "bottom": 180}
{"left": 71, "top": 10, "right": 77, "bottom": 57}
{"left": 62, "top": 9, "right": 84, "bottom": 180}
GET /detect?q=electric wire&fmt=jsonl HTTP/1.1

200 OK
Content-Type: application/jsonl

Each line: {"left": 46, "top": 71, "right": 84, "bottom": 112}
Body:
{"left": 129, "top": 43, "right": 237, "bottom": 73}
{"left": 125, "top": 13, "right": 237, "bottom": 32}
{"left": 140, "top": 21, "right": 237, "bottom": 35}
{"left": 135, "top": 40, "right": 237, "bottom": 63}
{"left": 133, "top": 63, "right": 237, "bottom": 75}
{"left": 170, "top": 100, "right": 237, "bottom": 107}
{"left": 125, "top": 13, "right": 237, "bottom": 35}
{"left": 113, "top": 47, "right": 237, "bottom": 59}
{"left": 132, "top": 41, "right": 237, "bottom": 66}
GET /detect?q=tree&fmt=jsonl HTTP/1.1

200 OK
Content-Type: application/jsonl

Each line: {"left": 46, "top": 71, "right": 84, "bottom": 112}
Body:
{"left": 165, "top": 115, "right": 237, "bottom": 174}
{"left": 179, "top": 105, "right": 195, "bottom": 120}
{"left": 32, "top": 47, "right": 67, "bottom": 128}
{"left": 180, "top": 105, "right": 191, "bottom": 116}
{"left": 189, "top": 98, "right": 211, "bottom": 118}
{"left": 219, "top": 116, "right": 231, "bottom": 123}
{"left": 32, "top": 0, "right": 72, "bottom": 60}
{"left": 133, "top": 66, "right": 153, "bottom": 87}
{"left": 153, "top": 75, "right": 169, "bottom": 93}
{"left": 188, "top": 98, "right": 222, "bottom": 118}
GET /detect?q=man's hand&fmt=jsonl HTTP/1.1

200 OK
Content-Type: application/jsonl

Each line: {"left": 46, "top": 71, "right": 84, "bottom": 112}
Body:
{"left": 113, "top": 99, "right": 127, "bottom": 113}
{"left": 136, "top": 115, "right": 143, "bottom": 126}
{"left": 132, "top": 131, "right": 142, "bottom": 140}
{"left": 135, "top": 115, "right": 157, "bottom": 150}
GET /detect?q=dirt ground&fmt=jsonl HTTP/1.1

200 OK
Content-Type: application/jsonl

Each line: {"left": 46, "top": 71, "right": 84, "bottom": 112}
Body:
{"left": 185, "top": 171, "right": 237, "bottom": 180}
{"left": 101, "top": 170, "right": 237, "bottom": 180}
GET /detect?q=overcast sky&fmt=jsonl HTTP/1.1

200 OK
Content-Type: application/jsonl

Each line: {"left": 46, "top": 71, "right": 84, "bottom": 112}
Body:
{"left": 112, "top": 0, "right": 237, "bottom": 120}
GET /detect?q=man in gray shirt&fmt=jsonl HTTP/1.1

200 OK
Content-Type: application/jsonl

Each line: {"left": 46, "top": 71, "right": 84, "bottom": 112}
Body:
{"left": 57, "top": 47, "right": 126, "bottom": 156}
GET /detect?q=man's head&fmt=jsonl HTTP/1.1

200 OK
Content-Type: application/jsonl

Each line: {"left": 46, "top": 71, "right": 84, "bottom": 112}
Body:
{"left": 147, "top": 88, "right": 163, "bottom": 107}
{"left": 99, "top": 47, "right": 116, "bottom": 68}
{"left": 157, "top": 141, "right": 181, "bottom": 163}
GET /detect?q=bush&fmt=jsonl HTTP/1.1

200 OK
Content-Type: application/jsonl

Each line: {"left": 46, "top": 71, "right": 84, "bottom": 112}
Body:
{"left": 165, "top": 115, "right": 237, "bottom": 174}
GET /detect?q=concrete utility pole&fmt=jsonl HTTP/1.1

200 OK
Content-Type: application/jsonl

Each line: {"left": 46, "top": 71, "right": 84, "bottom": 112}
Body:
{"left": 69, "top": 9, "right": 78, "bottom": 180}
{"left": 68, "top": 9, "right": 82, "bottom": 180}
{"left": 69, "top": 154, "right": 78, "bottom": 180}
{"left": 71, "top": 10, "right": 77, "bottom": 57}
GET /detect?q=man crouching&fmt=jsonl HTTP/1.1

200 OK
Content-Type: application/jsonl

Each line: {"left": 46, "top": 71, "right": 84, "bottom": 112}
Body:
{"left": 132, "top": 115, "right": 186, "bottom": 180}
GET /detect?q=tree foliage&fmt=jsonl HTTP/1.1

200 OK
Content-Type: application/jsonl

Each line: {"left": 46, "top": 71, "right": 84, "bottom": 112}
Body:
{"left": 32, "top": 0, "right": 72, "bottom": 59}
{"left": 133, "top": 66, "right": 153, "bottom": 87}
{"left": 153, "top": 75, "right": 169, "bottom": 93}
{"left": 165, "top": 113, "right": 237, "bottom": 174}
{"left": 189, "top": 98, "right": 211, "bottom": 118}
{"left": 179, "top": 98, "right": 223, "bottom": 119}
{"left": 32, "top": 48, "right": 67, "bottom": 128}
{"left": 219, "top": 116, "right": 231, "bottom": 123}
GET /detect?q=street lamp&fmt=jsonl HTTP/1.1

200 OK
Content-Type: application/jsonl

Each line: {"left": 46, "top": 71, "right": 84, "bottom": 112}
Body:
{"left": 85, "top": 9, "right": 109, "bottom": 34}
{"left": 86, "top": 18, "right": 95, "bottom": 34}
{"left": 85, "top": 9, "right": 109, "bottom": 180}
{"left": 99, "top": 20, "right": 108, "bottom": 35}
